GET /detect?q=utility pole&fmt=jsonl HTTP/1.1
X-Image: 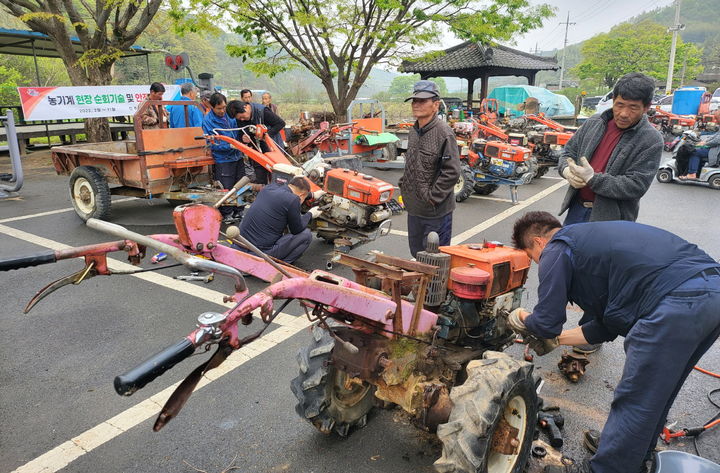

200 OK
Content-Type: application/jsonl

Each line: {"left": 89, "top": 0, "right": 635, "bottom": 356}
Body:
{"left": 534, "top": 43, "right": 539, "bottom": 55}
{"left": 559, "top": 11, "right": 575, "bottom": 90}
{"left": 665, "top": 0, "right": 684, "bottom": 93}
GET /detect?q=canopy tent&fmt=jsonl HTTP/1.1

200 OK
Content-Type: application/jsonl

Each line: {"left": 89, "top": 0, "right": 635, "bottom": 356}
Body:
{"left": 488, "top": 85, "right": 575, "bottom": 118}
{"left": 401, "top": 42, "right": 559, "bottom": 107}
{"left": 0, "top": 28, "right": 154, "bottom": 84}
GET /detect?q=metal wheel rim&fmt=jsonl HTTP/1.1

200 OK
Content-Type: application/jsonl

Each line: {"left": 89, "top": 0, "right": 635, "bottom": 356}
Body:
{"left": 454, "top": 175, "right": 466, "bottom": 193}
{"left": 331, "top": 370, "right": 372, "bottom": 408}
{"left": 73, "top": 177, "right": 95, "bottom": 214}
{"left": 487, "top": 394, "right": 528, "bottom": 473}
{"left": 658, "top": 170, "right": 671, "bottom": 181}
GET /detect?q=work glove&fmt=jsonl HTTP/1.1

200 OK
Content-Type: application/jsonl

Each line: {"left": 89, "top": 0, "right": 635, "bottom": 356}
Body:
{"left": 312, "top": 190, "right": 326, "bottom": 200}
{"left": 527, "top": 336, "right": 559, "bottom": 356}
{"left": 567, "top": 157, "right": 595, "bottom": 184}
{"left": 508, "top": 307, "right": 532, "bottom": 337}
{"left": 561, "top": 166, "right": 586, "bottom": 189}
{"left": 508, "top": 308, "right": 559, "bottom": 356}
{"left": 308, "top": 207, "right": 323, "bottom": 219}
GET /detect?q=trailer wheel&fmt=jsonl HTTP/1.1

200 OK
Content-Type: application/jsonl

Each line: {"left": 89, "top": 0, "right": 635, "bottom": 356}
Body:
{"left": 435, "top": 352, "right": 537, "bottom": 473}
{"left": 455, "top": 165, "right": 475, "bottom": 202}
{"left": 291, "top": 322, "right": 376, "bottom": 437}
{"left": 69, "top": 166, "right": 111, "bottom": 221}
{"left": 473, "top": 183, "right": 499, "bottom": 195}
{"left": 656, "top": 168, "right": 673, "bottom": 184}
{"left": 709, "top": 175, "right": 720, "bottom": 190}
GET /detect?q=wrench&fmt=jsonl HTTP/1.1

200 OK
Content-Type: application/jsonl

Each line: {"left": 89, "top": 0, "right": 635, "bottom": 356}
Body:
{"left": 175, "top": 273, "right": 214, "bottom": 283}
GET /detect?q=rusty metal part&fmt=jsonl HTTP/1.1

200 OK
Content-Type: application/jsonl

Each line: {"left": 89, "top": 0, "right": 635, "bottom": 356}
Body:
{"left": 24, "top": 260, "right": 99, "bottom": 313}
{"left": 558, "top": 351, "right": 590, "bottom": 382}
{"left": 331, "top": 327, "right": 389, "bottom": 379}
{"left": 420, "top": 384, "right": 453, "bottom": 432}
{"left": 532, "top": 444, "right": 547, "bottom": 458}
{"left": 491, "top": 415, "right": 520, "bottom": 455}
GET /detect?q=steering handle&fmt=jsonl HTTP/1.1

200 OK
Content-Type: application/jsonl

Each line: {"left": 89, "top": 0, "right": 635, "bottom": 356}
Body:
{"left": 0, "top": 250, "right": 56, "bottom": 271}
{"left": 114, "top": 338, "right": 195, "bottom": 396}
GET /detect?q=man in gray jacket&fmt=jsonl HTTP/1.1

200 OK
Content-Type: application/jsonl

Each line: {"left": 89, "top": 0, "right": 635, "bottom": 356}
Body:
{"left": 559, "top": 73, "right": 663, "bottom": 224}
{"left": 398, "top": 80, "right": 460, "bottom": 257}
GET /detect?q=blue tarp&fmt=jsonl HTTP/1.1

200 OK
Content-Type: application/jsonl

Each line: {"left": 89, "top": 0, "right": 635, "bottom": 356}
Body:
{"left": 488, "top": 85, "right": 576, "bottom": 118}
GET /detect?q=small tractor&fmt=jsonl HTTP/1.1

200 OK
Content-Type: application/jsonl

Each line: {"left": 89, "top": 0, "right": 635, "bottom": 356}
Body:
{"left": 0, "top": 202, "right": 538, "bottom": 473}
{"left": 503, "top": 114, "right": 575, "bottom": 178}
{"left": 455, "top": 139, "right": 536, "bottom": 204}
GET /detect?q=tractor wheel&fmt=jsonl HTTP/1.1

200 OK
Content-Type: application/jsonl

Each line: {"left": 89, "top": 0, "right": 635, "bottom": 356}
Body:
{"left": 534, "top": 166, "right": 549, "bottom": 178}
{"left": 434, "top": 351, "right": 537, "bottom": 473}
{"left": 656, "top": 168, "right": 673, "bottom": 184}
{"left": 291, "top": 322, "right": 376, "bottom": 437}
{"left": 69, "top": 166, "right": 111, "bottom": 221}
{"left": 382, "top": 142, "right": 398, "bottom": 161}
{"left": 455, "top": 165, "right": 475, "bottom": 202}
{"left": 709, "top": 175, "right": 720, "bottom": 190}
{"left": 473, "top": 183, "right": 499, "bottom": 195}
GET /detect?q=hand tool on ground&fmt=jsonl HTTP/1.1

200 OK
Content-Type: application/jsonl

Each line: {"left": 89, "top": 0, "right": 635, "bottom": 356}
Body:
{"left": 175, "top": 272, "right": 214, "bottom": 283}
{"left": 538, "top": 411, "right": 565, "bottom": 448}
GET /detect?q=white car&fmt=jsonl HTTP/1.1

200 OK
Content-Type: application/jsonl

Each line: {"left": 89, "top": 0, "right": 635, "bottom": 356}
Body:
{"left": 710, "top": 87, "right": 720, "bottom": 113}
{"left": 595, "top": 91, "right": 613, "bottom": 114}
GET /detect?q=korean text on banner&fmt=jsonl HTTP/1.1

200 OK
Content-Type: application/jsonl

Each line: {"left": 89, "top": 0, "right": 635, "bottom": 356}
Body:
{"left": 17, "top": 85, "right": 181, "bottom": 121}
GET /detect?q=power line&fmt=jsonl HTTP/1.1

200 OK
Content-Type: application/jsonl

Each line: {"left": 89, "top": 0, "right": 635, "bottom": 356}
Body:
{"left": 559, "top": 11, "right": 576, "bottom": 89}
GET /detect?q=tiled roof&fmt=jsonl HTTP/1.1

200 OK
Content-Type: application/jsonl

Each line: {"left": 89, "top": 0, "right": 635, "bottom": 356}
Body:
{"left": 401, "top": 42, "right": 558, "bottom": 74}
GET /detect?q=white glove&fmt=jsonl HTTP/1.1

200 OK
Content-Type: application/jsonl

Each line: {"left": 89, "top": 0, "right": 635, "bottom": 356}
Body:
{"left": 508, "top": 308, "right": 531, "bottom": 337}
{"left": 568, "top": 157, "right": 595, "bottom": 184}
{"left": 312, "top": 190, "right": 326, "bottom": 200}
{"left": 308, "top": 207, "right": 322, "bottom": 219}
{"left": 562, "top": 165, "right": 586, "bottom": 189}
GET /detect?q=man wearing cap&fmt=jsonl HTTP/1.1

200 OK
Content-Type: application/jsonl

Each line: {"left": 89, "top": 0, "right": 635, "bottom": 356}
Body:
{"left": 398, "top": 80, "right": 460, "bottom": 257}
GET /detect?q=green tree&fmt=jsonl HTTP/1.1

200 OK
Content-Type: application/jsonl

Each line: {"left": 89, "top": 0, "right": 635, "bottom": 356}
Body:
{"left": 0, "top": 0, "right": 162, "bottom": 141}
{"left": 113, "top": 9, "right": 218, "bottom": 86}
{"left": 386, "top": 74, "right": 447, "bottom": 100}
{"left": 573, "top": 21, "right": 703, "bottom": 89}
{"left": 0, "top": 65, "right": 23, "bottom": 105}
{"left": 170, "top": 0, "right": 553, "bottom": 115}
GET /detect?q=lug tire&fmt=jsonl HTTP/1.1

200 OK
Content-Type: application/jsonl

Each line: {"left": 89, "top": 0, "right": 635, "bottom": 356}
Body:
{"left": 382, "top": 142, "right": 398, "bottom": 161}
{"left": 473, "top": 183, "right": 499, "bottom": 196}
{"left": 656, "top": 169, "right": 673, "bottom": 184}
{"left": 455, "top": 165, "right": 475, "bottom": 202}
{"left": 709, "top": 175, "right": 720, "bottom": 190}
{"left": 69, "top": 166, "right": 111, "bottom": 221}
{"left": 291, "top": 322, "right": 376, "bottom": 437}
{"left": 434, "top": 351, "right": 537, "bottom": 473}
{"left": 534, "top": 166, "right": 549, "bottom": 178}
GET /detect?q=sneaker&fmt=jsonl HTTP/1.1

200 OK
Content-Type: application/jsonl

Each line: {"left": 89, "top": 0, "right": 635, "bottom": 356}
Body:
{"left": 573, "top": 343, "right": 602, "bottom": 355}
{"left": 544, "top": 460, "right": 591, "bottom": 473}
{"left": 583, "top": 429, "right": 600, "bottom": 454}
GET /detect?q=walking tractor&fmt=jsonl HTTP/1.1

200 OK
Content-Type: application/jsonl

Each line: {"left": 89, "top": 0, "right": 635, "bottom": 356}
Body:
{"left": 455, "top": 139, "right": 536, "bottom": 205}
{"left": 1, "top": 200, "right": 539, "bottom": 473}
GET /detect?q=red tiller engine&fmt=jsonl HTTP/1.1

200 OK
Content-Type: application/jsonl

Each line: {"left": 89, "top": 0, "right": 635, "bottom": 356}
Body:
{"left": 470, "top": 140, "right": 535, "bottom": 180}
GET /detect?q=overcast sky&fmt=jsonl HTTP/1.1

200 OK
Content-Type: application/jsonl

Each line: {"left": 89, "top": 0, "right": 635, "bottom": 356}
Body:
{"left": 450, "top": 0, "right": 676, "bottom": 53}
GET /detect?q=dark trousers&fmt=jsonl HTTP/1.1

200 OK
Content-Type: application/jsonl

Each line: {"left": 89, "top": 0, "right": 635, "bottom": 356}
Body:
{"left": 214, "top": 161, "right": 245, "bottom": 217}
{"left": 407, "top": 213, "right": 452, "bottom": 258}
{"left": 263, "top": 229, "right": 312, "bottom": 264}
{"left": 564, "top": 198, "right": 592, "bottom": 225}
{"left": 252, "top": 161, "right": 270, "bottom": 185}
{"left": 590, "top": 272, "right": 720, "bottom": 473}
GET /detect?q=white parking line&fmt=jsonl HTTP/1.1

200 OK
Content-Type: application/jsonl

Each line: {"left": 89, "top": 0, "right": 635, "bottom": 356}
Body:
{"left": 451, "top": 180, "right": 567, "bottom": 245}
{"left": 0, "top": 198, "right": 136, "bottom": 224}
{"left": 469, "top": 195, "right": 520, "bottom": 204}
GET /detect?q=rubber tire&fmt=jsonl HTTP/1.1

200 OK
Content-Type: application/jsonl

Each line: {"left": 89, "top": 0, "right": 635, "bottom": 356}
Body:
{"left": 473, "top": 183, "right": 499, "bottom": 196}
{"left": 69, "top": 166, "right": 111, "bottom": 221}
{"left": 656, "top": 168, "right": 673, "bottom": 184}
{"left": 455, "top": 165, "right": 475, "bottom": 202}
{"left": 382, "top": 142, "right": 398, "bottom": 161}
{"left": 534, "top": 166, "right": 549, "bottom": 178}
{"left": 434, "top": 351, "right": 537, "bottom": 473}
{"left": 291, "top": 322, "right": 376, "bottom": 437}
{"left": 709, "top": 175, "right": 720, "bottom": 190}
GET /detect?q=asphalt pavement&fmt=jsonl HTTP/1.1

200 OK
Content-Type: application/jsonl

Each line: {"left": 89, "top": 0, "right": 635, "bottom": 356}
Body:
{"left": 0, "top": 151, "right": 719, "bottom": 473}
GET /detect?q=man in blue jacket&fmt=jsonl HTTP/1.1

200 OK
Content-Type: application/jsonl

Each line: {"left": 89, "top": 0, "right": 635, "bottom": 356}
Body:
{"left": 507, "top": 211, "right": 720, "bottom": 473}
{"left": 239, "top": 176, "right": 321, "bottom": 264}
{"left": 168, "top": 82, "right": 203, "bottom": 128}
{"left": 202, "top": 92, "right": 243, "bottom": 222}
